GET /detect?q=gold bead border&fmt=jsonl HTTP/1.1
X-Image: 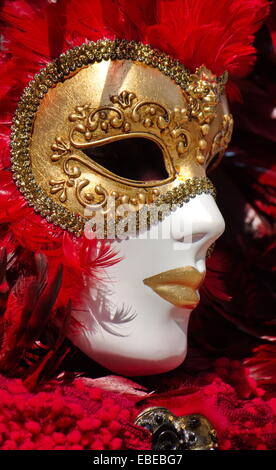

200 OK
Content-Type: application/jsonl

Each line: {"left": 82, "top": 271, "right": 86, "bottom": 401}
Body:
{"left": 100, "top": 176, "right": 216, "bottom": 238}
{"left": 153, "top": 176, "right": 216, "bottom": 207}
{"left": 10, "top": 38, "right": 224, "bottom": 236}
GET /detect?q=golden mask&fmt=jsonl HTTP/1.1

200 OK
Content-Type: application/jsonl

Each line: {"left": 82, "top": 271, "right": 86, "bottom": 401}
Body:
{"left": 11, "top": 39, "right": 233, "bottom": 236}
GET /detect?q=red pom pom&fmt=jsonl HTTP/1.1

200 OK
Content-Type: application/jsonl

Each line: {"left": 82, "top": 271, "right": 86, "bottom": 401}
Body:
{"left": 37, "top": 436, "right": 54, "bottom": 450}
{"left": 53, "top": 432, "right": 66, "bottom": 444}
{"left": 256, "top": 444, "right": 267, "bottom": 450}
{"left": 109, "top": 420, "right": 121, "bottom": 434}
{"left": 88, "top": 387, "right": 103, "bottom": 400}
{"left": 109, "top": 438, "right": 122, "bottom": 450}
{"left": 2, "top": 440, "right": 17, "bottom": 450}
{"left": 25, "top": 420, "right": 40, "bottom": 434}
{"left": 78, "top": 418, "right": 101, "bottom": 431}
{"left": 67, "top": 430, "right": 82, "bottom": 444}
{"left": 54, "top": 417, "right": 72, "bottom": 431}
{"left": 20, "top": 440, "right": 35, "bottom": 450}
{"left": 90, "top": 439, "right": 104, "bottom": 450}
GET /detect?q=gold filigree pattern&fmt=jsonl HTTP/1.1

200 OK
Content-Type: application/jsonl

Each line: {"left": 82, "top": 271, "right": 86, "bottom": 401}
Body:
{"left": 66, "top": 91, "right": 190, "bottom": 156}
{"left": 110, "top": 90, "right": 136, "bottom": 109}
{"left": 186, "top": 66, "right": 226, "bottom": 165}
{"left": 49, "top": 91, "right": 196, "bottom": 209}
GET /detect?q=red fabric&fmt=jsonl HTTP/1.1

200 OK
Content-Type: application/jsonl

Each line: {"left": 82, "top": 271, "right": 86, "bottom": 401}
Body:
{"left": 0, "top": 357, "right": 276, "bottom": 450}
{"left": 0, "top": 374, "right": 151, "bottom": 450}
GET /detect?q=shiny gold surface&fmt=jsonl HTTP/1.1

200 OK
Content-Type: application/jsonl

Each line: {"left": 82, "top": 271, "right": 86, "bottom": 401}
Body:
{"left": 134, "top": 407, "right": 218, "bottom": 450}
{"left": 148, "top": 284, "right": 199, "bottom": 307}
{"left": 10, "top": 39, "right": 233, "bottom": 235}
{"left": 143, "top": 266, "right": 205, "bottom": 308}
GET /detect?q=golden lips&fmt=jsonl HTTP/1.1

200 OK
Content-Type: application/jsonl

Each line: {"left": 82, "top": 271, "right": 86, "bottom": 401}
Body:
{"left": 143, "top": 266, "right": 205, "bottom": 308}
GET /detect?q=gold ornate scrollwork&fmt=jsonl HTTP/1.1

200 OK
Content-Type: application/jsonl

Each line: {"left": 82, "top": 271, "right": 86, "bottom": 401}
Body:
{"left": 212, "top": 114, "right": 233, "bottom": 153}
{"left": 51, "top": 137, "right": 71, "bottom": 162}
{"left": 110, "top": 90, "right": 136, "bottom": 109}
{"left": 76, "top": 182, "right": 108, "bottom": 209}
{"left": 66, "top": 91, "right": 191, "bottom": 156}
{"left": 206, "top": 113, "right": 233, "bottom": 170}
{"left": 131, "top": 100, "right": 170, "bottom": 129}
{"left": 187, "top": 67, "right": 225, "bottom": 124}
{"left": 186, "top": 66, "right": 225, "bottom": 165}
{"left": 49, "top": 91, "right": 193, "bottom": 208}
{"left": 49, "top": 179, "right": 68, "bottom": 203}
{"left": 70, "top": 106, "right": 128, "bottom": 147}
{"left": 49, "top": 145, "right": 82, "bottom": 202}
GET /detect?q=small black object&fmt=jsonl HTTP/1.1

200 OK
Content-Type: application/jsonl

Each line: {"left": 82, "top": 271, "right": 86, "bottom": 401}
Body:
{"left": 188, "top": 415, "right": 201, "bottom": 429}
{"left": 152, "top": 423, "right": 182, "bottom": 451}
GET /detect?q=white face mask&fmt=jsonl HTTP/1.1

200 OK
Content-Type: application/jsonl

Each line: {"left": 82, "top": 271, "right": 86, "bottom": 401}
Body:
{"left": 68, "top": 192, "right": 225, "bottom": 376}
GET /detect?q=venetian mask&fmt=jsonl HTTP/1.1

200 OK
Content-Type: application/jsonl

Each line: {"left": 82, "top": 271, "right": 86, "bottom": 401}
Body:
{"left": 11, "top": 39, "right": 232, "bottom": 375}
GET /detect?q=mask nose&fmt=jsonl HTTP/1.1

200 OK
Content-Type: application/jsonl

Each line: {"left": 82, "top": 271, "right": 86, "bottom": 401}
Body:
{"left": 169, "top": 193, "right": 225, "bottom": 263}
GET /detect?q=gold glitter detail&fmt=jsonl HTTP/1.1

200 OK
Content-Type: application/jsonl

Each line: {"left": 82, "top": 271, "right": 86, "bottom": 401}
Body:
{"left": 94, "top": 176, "right": 216, "bottom": 238}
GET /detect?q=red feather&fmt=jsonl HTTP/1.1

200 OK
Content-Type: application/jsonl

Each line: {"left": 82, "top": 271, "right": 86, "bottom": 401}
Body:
{"left": 245, "top": 345, "right": 276, "bottom": 385}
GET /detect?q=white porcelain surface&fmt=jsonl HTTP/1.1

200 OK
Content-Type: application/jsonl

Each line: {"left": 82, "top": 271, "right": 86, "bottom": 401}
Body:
{"left": 68, "top": 193, "right": 225, "bottom": 376}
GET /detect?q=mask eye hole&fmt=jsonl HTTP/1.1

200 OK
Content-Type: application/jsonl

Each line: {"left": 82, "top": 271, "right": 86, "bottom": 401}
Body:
{"left": 81, "top": 137, "right": 169, "bottom": 182}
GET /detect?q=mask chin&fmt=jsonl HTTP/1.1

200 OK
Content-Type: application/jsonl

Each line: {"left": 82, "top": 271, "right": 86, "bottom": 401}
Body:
{"left": 68, "top": 312, "right": 189, "bottom": 377}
